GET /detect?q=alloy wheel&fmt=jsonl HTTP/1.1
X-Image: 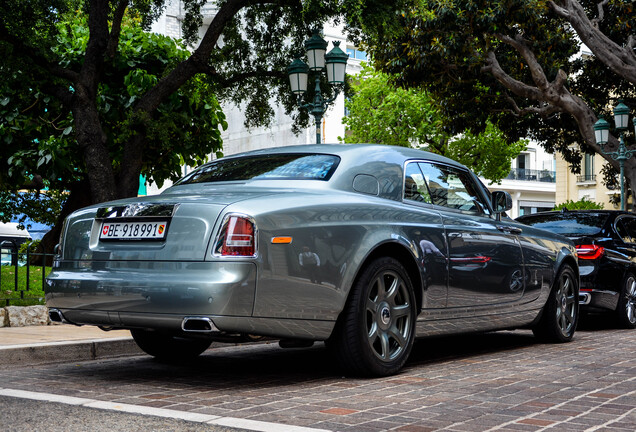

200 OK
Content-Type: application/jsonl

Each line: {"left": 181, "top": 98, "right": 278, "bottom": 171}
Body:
{"left": 365, "top": 270, "right": 413, "bottom": 362}
{"left": 623, "top": 276, "right": 636, "bottom": 325}
{"left": 556, "top": 271, "right": 577, "bottom": 337}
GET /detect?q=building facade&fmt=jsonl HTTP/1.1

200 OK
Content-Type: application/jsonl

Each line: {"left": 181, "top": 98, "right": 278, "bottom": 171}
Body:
{"left": 555, "top": 150, "right": 619, "bottom": 209}
{"left": 481, "top": 142, "right": 556, "bottom": 219}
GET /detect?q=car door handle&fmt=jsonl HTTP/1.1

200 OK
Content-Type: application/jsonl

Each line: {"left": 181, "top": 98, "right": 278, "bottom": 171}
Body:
{"left": 496, "top": 225, "right": 522, "bottom": 235}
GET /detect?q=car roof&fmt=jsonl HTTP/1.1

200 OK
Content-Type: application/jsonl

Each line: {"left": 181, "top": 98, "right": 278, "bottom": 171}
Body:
{"left": 227, "top": 143, "right": 463, "bottom": 167}
{"left": 186, "top": 144, "right": 470, "bottom": 202}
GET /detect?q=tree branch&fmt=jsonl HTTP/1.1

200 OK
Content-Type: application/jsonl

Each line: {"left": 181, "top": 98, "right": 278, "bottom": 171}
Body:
{"left": 594, "top": 0, "right": 610, "bottom": 27}
{"left": 494, "top": 33, "right": 551, "bottom": 92}
{"left": 549, "top": 0, "right": 636, "bottom": 85}
{"left": 481, "top": 51, "right": 543, "bottom": 100}
{"left": 136, "top": 0, "right": 275, "bottom": 113}
{"left": 107, "top": 0, "right": 129, "bottom": 59}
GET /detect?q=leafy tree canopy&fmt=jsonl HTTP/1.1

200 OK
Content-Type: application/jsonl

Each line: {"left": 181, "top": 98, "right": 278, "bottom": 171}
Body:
{"left": 341, "top": 65, "right": 527, "bottom": 182}
{"left": 349, "top": 0, "right": 636, "bottom": 205}
{"left": 1, "top": 7, "right": 226, "bottom": 251}
{"left": 0, "top": 0, "right": 405, "bottom": 253}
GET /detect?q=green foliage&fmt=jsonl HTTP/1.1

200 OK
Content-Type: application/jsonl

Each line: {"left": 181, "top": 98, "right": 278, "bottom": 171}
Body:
{"left": 553, "top": 198, "right": 604, "bottom": 211}
{"left": 447, "top": 122, "right": 528, "bottom": 183}
{"left": 341, "top": 65, "right": 527, "bottom": 182}
{"left": 0, "top": 190, "right": 65, "bottom": 228}
{"left": 18, "top": 239, "right": 42, "bottom": 255}
{"left": 1, "top": 12, "right": 226, "bottom": 221}
{"left": 341, "top": 64, "right": 443, "bottom": 147}
{"left": 348, "top": 0, "right": 635, "bottom": 168}
{"left": 0, "top": 0, "right": 409, "bottom": 242}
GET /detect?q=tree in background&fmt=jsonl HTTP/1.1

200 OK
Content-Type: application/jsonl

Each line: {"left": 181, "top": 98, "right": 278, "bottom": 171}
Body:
{"left": 341, "top": 65, "right": 527, "bottom": 182}
{"left": 1, "top": 9, "right": 226, "bottom": 253}
{"left": 348, "top": 0, "right": 636, "bottom": 205}
{"left": 553, "top": 198, "right": 604, "bottom": 210}
{"left": 0, "top": 0, "right": 403, "bottom": 252}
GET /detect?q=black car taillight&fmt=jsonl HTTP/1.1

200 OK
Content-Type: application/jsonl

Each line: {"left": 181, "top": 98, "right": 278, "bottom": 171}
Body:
{"left": 576, "top": 244, "right": 604, "bottom": 260}
{"left": 215, "top": 214, "right": 257, "bottom": 257}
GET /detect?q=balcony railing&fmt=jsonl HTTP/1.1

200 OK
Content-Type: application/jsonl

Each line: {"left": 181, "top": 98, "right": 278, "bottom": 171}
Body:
{"left": 576, "top": 174, "right": 596, "bottom": 183}
{"left": 506, "top": 168, "right": 556, "bottom": 183}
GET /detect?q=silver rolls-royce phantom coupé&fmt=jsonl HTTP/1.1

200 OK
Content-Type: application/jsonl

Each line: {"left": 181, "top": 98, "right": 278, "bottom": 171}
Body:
{"left": 47, "top": 144, "right": 579, "bottom": 376}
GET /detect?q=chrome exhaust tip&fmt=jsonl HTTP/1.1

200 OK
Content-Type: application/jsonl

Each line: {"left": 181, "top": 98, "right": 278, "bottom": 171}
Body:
{"left": 181, "top": 316, "right": 219, "bottom": 333}
{"left": 579, "top": 292, "right": 591, "bottom": 305}
{"left": 48, "top": 308, "right": 68, "bottom": 323}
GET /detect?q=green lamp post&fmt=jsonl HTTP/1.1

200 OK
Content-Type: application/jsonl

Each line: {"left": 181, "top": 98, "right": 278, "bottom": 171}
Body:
{"left": 594, "top": 101, "right": 636, "bottom": 211}
{"left": 287, "top": 29, "right": 348, "bottom": 144}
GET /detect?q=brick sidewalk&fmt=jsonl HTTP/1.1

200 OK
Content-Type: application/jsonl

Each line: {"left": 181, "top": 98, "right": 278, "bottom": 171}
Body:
{"left": 1, "top": 324, "right": 635, "bottom": 431}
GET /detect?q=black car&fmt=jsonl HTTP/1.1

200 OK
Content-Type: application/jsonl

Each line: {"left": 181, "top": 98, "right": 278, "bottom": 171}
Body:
{"left": 517, "top": 210, "right": 636, "bottom": 328}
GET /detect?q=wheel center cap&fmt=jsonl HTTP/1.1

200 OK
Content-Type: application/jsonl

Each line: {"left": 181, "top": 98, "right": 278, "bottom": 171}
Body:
{"left": 561, "top": 295, "right": 567, "bottom": 312}
{"left": 381, "top": 306, "right": 391, "bottom": 325}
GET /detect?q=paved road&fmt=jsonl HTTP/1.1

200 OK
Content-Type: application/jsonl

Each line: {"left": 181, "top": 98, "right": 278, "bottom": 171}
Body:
{"left": 0, "top": 396, "right": 248, "bottom": 432}
{"left": 1, "top": 317, "right": 635, "bottom": 431}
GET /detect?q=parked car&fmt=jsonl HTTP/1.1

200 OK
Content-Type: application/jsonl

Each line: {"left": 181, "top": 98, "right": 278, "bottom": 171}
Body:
{"left": 0, "top": 222, "right": 31, "bottom": 266}
{"left": 46, "top": 144, "right": 579, "bottom": 376}
{"left": 516, "top": 210, "right": 636, "bottom": 329}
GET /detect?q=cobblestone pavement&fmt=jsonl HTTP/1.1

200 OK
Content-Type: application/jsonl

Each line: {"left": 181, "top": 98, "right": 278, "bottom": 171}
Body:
{"left": 1, "top": 319, "right": 635, "bottom": 432}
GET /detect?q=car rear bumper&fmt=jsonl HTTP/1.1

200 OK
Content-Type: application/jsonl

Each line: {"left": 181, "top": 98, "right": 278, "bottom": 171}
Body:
{"left": 45, "top": 260, "right": 336, "bottom": 340}
{"left": 579, "top": 289, "right": 619, "bottom": 312}
{"left": 46, "top": 260, "right": 257, "bottom": 319}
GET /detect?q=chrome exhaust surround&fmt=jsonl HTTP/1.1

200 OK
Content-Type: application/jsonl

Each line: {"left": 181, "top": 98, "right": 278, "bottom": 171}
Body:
{"left": 48, "top": 308, "right": 69, "bottom": 324}
{"left": 579, "top": 292, "right": 591, "bottom": 305}
{"left": 181, "top": 316, "right": 219, "bottom": 333}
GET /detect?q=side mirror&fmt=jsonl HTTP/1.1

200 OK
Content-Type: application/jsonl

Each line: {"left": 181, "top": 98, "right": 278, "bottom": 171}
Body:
{"left": 492, "top": 191, "right": 512, "bottom": 213}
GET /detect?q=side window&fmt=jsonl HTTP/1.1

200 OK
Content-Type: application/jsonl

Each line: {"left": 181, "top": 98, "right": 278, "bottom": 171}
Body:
{"left": 418, "top": 162, "right": 488, "bottom": 214}
{"left": 618, "top": 217, "right": 636, "bottom": 243}
{"left": 404, "top": 163, "right": 432, "bottom": 204}
{"left": 615, "top": 220, "right": 631, "bottom": 243}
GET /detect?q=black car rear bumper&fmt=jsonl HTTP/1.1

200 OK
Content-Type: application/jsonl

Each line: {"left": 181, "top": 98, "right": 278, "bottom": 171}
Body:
{"left": 580, "top": 288, "right": 619, "bottom": 312}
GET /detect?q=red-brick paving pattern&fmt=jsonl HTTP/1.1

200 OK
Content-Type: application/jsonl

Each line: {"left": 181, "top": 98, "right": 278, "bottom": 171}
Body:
{"left": 1, "top": 319, "right": 635, "bottom": 431}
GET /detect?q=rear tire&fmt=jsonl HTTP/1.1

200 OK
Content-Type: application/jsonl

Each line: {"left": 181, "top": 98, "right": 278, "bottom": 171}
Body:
{"left": 329, "top": 257, "right": 416, "bottom": 376}
{"left": 616, "top": 273, "right": 636, "bottom": 329}
{"left": 532, "top": 264, "right": 578, "bottom": 342}
{"left": 131, "top": 329, "right": 212, "bottom": 361}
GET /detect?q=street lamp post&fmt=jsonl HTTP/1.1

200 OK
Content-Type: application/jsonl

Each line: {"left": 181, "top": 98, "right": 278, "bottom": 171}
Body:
{"left": 287, "top": 29, "right": 348, "bottom": 144}
{"left": 594, "top": 100, "right": 636, "bottom": 211}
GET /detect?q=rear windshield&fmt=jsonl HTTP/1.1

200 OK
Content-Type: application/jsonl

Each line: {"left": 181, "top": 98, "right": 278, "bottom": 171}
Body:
{"left": 517, "top": 212, "right": 609, "bottom": 236}
{"left": 176, "top": 154, "right": 340, "bottom": 184}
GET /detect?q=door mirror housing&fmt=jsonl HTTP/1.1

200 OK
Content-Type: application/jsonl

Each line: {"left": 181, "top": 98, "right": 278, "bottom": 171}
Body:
{"left": 492, "top": 191, "right": 512, "bottom": 214}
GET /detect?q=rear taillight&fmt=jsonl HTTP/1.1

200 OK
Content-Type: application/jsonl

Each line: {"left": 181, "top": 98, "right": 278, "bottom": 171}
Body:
{"left": 576, "top": 244, "right": 604, "bottom": 260}
{"left": 215, "top": 214, "right": 257, "bottom": 257}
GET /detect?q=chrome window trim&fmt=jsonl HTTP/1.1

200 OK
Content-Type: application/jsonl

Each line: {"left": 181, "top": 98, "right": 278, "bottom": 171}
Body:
{"left": 402, "top": 160, "right": 490, "bottom": 216}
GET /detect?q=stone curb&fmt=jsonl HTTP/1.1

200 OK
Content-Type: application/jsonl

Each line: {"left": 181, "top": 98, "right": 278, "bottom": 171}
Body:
{"left": 0, "top": 338, "right": 142, "bottom": 367}
{"left": 0, "top": 305, "right": 50, "bottom": 328}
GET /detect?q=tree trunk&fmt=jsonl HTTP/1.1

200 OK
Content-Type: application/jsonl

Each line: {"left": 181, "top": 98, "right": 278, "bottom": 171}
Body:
{"left": 32, "top": 179, "right": 93, "bottom": 261}
{"left": 116, "top": 133, "right": 144, "bottom": 198}
{"left": 72, "top": 90, "right": 118, "bottom": 204}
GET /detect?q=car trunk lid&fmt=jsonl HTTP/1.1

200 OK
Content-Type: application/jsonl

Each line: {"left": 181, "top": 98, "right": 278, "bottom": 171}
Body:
{"left": 61, "top": 191, "right": 272, "bottom": 262}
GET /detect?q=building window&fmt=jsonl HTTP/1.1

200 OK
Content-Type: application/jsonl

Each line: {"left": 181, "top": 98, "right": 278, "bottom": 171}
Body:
{"left": 577, "top": 153, "right": 596, "bottom": 183}
{"left": 584, "top": 153, "right": 594, "bottom": 177}
{"left": 516, "top": 154, "right": 528, "bottom": 170}
{"left": 346, "top": 48, "right": 367, "bottom": 61}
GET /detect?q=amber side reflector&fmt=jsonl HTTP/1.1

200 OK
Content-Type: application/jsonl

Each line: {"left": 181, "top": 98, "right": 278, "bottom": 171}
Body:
{"left": 271, "top": 236, "right": 293, "bottom": 244}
